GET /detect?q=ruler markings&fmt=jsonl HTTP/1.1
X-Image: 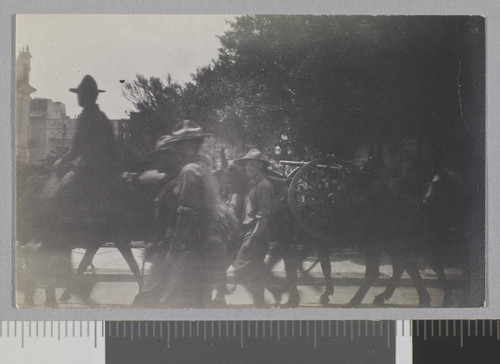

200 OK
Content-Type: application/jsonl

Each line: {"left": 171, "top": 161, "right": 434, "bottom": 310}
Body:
{"left": 460, "top": 320, "right": 464, "bottom": 347}
{"left": 21, "top": 322, "right": 24, "bottom": 348}
{"left": 314, "top": 321, "right": 317, "bottom": 348}
{"left": 350, "top": 321, "right": 354, "bottom": 341}
{"left": 131, "top": 321, "right": 134, "bottom": 341}
{"left": 167, "top": 322, "right": 170, "bottom": 349}
{"left": 277, "top": 321, "right": 280, "bottom": 341}
{"left": 94, "top": 322, "right": 97, "bottom": 348}
{"left": 424, "top": 321, "right": 427, "bottom": 341}
{"left": 58, "top": 321, "right": 60, "bottom": 341}
{"left": 387, "top": 321, "right": 391, "bottom": 348}
{"left": 146, "top": 321, "right": 149, "bottom": 338}
{"left": 29, "top": 321, "right": 31, "bottom": 337}
{"left": 438, "top": 320, "right": 441, "bottom": 337}
{"left": 240, "top": 321, "right": 243, "bottom": 348}
{"left": 431, "top": 320, "right": 434, "bottom": 337}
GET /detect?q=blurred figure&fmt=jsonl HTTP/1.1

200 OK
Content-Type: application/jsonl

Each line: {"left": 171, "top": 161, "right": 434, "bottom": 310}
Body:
{"left": 233, "top": 148, "right": 282, "bottom": 307}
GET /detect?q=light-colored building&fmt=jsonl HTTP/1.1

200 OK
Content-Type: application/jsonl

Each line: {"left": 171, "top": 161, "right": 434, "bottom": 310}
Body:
{"left": 29, "top": 98, "right": 71, "bottom": 163}
{"left": 15, "top": 46, "right": 36, "bottom": 163}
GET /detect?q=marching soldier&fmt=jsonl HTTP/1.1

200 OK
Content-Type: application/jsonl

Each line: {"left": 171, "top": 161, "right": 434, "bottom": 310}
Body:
{"left": 233, "top": 148, "right": 282, "bottom": 307}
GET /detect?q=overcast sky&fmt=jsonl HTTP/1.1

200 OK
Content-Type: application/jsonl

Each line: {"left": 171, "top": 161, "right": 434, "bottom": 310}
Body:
{"left": 16, "top": 14, "right": 234, "bottom": 119}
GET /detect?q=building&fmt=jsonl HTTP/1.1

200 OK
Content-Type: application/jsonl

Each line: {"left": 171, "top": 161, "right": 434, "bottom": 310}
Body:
{"left": 15, "top": 46, "right": 36, "bottom": 163}
{"left": 29, "top": 97, "right": 71, "bottom": 163}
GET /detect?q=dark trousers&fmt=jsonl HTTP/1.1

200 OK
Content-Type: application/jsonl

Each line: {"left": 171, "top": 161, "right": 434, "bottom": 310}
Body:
{"left": 233, "top": 226, "right": 280, "bottom": 307}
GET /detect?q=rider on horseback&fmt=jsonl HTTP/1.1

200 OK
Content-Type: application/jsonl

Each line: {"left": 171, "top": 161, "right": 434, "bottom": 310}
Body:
{"left": 54, "top": 75, "right": 118, "bottom": 215}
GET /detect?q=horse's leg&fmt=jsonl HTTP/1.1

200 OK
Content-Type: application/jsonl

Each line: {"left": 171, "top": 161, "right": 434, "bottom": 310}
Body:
{"left": 406, "top": 257, "right": 431, "bottom": 307}
{"left": 213, "top": 270, "right": 228, "bottom": 307}
{"left": 116, "top": 243, "right": 143, "bottom": 289}
{"left": 45, "top": 286, "right": 58, "bottom": 308}
{"left": 282, "top": 242, "right": 300, "bottom": 308}
{"left": 60, "top": 245, "right": 99, "bottom": 301}
{"left": 348, "top": 248, "right": 380, "bottom": 307}
{"left": 373, "top": 255, "right": 404, "bottom": 305}
{"left": 425, "top": 254, "right": 452, "bottom": 307}
{"left": 317, "top": 242, "right": 333, "bottom": 304}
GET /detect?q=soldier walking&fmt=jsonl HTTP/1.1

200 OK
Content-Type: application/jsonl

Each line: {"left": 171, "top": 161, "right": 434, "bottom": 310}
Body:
{"left": 233, "top": 148, "right": 282, "bottom": 307}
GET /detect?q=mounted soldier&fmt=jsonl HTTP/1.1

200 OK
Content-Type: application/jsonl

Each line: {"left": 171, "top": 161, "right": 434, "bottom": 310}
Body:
{"left": 54, "top": 75, "right": 118, "bottom": 215}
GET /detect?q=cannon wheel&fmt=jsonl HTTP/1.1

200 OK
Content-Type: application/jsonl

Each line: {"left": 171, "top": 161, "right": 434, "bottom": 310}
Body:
{"left": 287, "top": 158, "right": 347, "bottom": 243}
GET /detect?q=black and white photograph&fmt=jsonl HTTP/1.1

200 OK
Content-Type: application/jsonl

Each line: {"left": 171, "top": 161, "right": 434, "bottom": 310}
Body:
{"left": 14, "top": 14, "right": 485, "bottom": 309}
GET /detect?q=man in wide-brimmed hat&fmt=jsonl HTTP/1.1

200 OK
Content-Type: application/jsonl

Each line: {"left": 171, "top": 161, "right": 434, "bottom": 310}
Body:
{"left": 54, "top": 75, "right": 118, "bottom": 210}
{"left": 233, "top": 148, "right": 282, "bottom": 307}
{"left": 146, "top": 120, "right": 222, "bottom": 308}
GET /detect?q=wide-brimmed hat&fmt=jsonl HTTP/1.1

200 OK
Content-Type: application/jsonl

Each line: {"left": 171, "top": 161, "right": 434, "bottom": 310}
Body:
{"left": 235, "top": 148, "right": 270, "bottom": 166}
{"left": 169, "top": 120, "right": 211, "bottom": 143}
{"left": 69, "top": 75, "right": 106, "bottom": 94}
{"left": 147, "top": 134, "right": 176, "bottom": 157}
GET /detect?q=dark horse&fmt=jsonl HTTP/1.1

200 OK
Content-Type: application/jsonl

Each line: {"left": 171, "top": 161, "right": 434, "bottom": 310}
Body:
{"left": 347, "top": 166, "right": 474, "bottom": 307}
{"left": 16, "top": 169, "right": 155, "bottom": 307}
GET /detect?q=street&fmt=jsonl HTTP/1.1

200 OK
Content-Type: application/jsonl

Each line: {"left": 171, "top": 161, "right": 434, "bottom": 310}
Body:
{"left": 17, "top": 245, "right": 464, "bottom": 308}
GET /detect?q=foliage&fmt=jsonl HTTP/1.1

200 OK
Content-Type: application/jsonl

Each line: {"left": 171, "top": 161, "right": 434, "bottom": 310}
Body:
{"left": 122, "top": 16, "right": 484, "bottom": 172}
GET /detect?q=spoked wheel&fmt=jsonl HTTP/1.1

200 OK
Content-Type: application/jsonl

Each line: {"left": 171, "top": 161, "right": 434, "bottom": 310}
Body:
{"left": 287, "top": 158, "right": 355, "bottom": 244}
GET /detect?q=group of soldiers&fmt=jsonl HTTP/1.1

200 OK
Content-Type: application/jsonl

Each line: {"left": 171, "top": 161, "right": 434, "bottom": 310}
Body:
{"left": 52, "top": 75, "right": 284, "bottom": 308}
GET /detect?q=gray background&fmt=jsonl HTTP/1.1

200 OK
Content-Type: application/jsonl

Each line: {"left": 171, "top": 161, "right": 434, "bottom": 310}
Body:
{"left": 0, "top": 0, "right": 498, "bottom": 321}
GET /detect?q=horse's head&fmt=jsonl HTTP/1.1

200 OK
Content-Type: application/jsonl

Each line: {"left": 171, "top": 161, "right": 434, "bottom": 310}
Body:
{"left": 214, "top": 161, "right": 248, "bottom": 198}
{"left": 422, "top": 168, "right": 467, "bottom": 210}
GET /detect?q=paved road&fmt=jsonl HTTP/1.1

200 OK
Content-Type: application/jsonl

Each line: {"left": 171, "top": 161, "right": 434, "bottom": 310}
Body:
{"left": 17, "top": 246, "right": 464, "bottom": 308}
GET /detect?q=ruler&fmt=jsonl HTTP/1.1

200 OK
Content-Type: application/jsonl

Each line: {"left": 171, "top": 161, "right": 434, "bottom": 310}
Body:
{"left": 1, "top": 320, "right": 499, "bottom": 363}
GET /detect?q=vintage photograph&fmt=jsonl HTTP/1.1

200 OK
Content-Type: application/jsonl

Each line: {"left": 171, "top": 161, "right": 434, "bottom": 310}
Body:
{"left": 14, "top": 15, "right": 485, "bottom": 309}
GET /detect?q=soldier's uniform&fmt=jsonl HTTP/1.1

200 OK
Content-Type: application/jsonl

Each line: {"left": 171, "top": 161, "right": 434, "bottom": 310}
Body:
{"left": 233, "top": 149, "right": 281, "bottom": 307}
{"left": 57, "top": 76, "right": 118, "bottom": 215}
{"left": 159, "top": 158, "right": 221, "bottom": 308}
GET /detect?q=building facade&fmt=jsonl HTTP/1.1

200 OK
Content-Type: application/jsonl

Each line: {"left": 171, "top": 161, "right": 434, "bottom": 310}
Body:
{"left": 15, "top": 46, "right": 36, "bottom": 163}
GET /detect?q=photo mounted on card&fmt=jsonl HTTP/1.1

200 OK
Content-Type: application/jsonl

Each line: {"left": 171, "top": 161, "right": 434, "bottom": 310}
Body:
{"left": 14, "top": 14, "right": 485, "bottom": 309}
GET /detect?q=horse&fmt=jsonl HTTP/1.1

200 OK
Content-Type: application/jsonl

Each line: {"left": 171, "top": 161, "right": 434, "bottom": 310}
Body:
{"left": 16, "top": 169, "right": 155, "bottom": 307}
{"left": 347, "top": 166, "right": 475, "bottom": 307}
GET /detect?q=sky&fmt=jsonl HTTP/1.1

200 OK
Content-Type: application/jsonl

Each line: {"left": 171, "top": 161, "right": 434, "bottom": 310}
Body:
{"left": 16, "top": 14, "right": 235, "bottom": 119}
